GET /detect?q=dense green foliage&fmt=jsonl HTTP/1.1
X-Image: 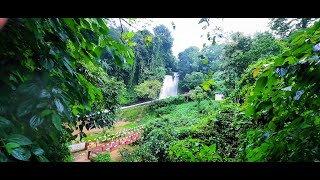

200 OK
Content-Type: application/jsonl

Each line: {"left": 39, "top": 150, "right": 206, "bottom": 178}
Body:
{"left": 269, "top": 18, "right": 318, "bottom": 39}
{"left": 0, "top": 18, "right": 134, "bottom": 162}
{"left": 148, "top": 95, "right": 187, "bottom": 110}
{"left": 134, "top": 80, "right": 162, "bottom": 100}
{"left": 119, "top": 87, "right": 138, "bottom": 106}
{"left": 105, "top": 24, "right": 177, "bottom": 104}
{"left": 179, "top": 72, "right": 205, "bottom": 92}
{"left": 120, "top": 19, "right": 320, "bottom": 163}
{"left": 177, "top": 46, "right": 201, "bottom": 78}
{"left": 221, "top": 32, "right": 281, "bottom": 95}
{"left": 120, "top": 100, "right": 232, "bottom": 162}
{"left": 242, "top": 21, "right": 320, "bottom": 161}
{"left": 2, "top": 18, "right": 320, "bottom": 163}
{"left": 190, "top": 86, "right": 207, "bottom": 111}
{"left": 168, "top": 139, "right": 221, "bottom": 162}
{"left": 92, "top": 151, "right": 113, "bottom": 162}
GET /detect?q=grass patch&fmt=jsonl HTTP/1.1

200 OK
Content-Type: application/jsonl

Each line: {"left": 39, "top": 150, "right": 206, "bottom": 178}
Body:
{"left": 119, "top": 105, "right": 150, "bottom": 122}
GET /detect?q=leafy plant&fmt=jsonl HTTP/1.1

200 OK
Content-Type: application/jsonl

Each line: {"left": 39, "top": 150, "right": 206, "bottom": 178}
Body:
{"left": 92, "top": 151, "right": 113, "bottom": 162}
{"left": 134, "top": 80, "right": 162, "bottom": 100}
{"left": 168, "top": 139, "right": 222, "bottom": 162}
{"left": 154, "top": 105, "right": 176, "bottom": 117}
{"left": 149, "top": 95, "right": 186, "bottom": 111}
{"left": 190, "top": 86, "right": 207, "bottom": 112}
{"left": 179, "top": 72, "right": 205, "bottom": 92}
{"left": 242, "top": 20, "right": 320, "bottom": 161}
{"left": 0, "top": 18, "right": 134, "bottom": 161}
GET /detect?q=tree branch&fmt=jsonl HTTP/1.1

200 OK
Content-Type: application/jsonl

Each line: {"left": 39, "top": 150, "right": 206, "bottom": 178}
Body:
{"left": 119, "top": 18, "right": 125, "bottom": 43}
{"left": 120, "top": 18, "right": 141, "bottom": 32}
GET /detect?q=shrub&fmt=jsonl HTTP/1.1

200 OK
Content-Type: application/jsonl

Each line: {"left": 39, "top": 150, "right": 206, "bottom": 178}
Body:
{"left": 134, "top": 80, "right": 162, "bottom": 100}
{"left": 168, "top": 139, "right": 222, "bottom": 162}
{"left": 154, "top": 105, "right": 176, "bottom": 117}
{"left": 92, "top": 151, "right": 113, "bottom": 162}
{"left": 149, "top": 95, "right": 186, "bottom": 110}
{"left": 179, "top": 72, "right": 205, "bottom": 92}
{"left": 119, "top": 87, "right": 138, "bottom": 106}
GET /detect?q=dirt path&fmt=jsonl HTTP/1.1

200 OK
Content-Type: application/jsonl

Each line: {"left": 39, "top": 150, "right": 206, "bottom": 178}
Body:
{"left": 72, "top": 121, "right": 131, "bottom": 162}
{"left": 72, "top": 144, "right": 125, "bottom": 162}
{"left": 73, "top": 150, "right": 91, "bottom": 162}
{"left": 110, "top": 149, "right": 122, "bottom": 162}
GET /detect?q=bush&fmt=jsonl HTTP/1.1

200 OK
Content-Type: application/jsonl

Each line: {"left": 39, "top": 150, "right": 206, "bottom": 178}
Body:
{"left": 149, "top": 95, "right": 186, "bottom": 110}
{"left": 154, "top": 105, "right": 176, "bottom": 117}
{"left": 92, "top": 151, "right": 113, "bottom": 162}
{"left": 119, "top": 87, "right": 138, "bottom": 106}
{"left": 134, "top": 80, "right": 162, "bottom": 100}
{"left": 179, "top": 72, "right": 205, "bottom": 92}
{"left": 168, "top": 139, "right": 222, "bottom": 162}
{"left": 119, "top": 147, "right": 141, "bottom": 162}
{"left": 190, "top": 86, "right": 207, "bottom": 112}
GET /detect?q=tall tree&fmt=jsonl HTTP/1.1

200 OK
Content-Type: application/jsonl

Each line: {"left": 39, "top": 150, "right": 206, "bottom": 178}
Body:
{"left": 200, "top": 44, "right": 224, "bottom": 74}
{"left": 177, "top": 46, "right": 200, "bottom": 78}
{"left": 269, "top": 18, "right": 318, "bottom": 39}
{"left": 221, "top": 32, "right": 280, "bottom": 96}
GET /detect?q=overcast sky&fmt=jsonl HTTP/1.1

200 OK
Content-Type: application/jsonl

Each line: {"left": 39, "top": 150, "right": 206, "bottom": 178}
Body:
{"left": 146, "top": 18, "right": 271, "bottom": 58}
{"left": 116, "top": 18, "right": 271, "bottom": 58}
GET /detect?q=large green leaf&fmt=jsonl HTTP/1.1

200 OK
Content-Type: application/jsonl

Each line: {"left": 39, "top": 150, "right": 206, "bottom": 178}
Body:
{"left": 207, "top": 80, "right": 215, "bottom": 85}
{"left": 292, "top": 43, "right": 313, "bottom": 56}
{"left": 254, "top": 76, "right": 268, "bottom": 95}
{"left": 93, "top": 46, "right": 103, "bottom": 57}
{"left": 285, "top": 56, "right": 298, "bottom": 65}
{"left": 127, "top": 32, "right": 134, "bottom": 38}
{"left": 127, "top": 57, "right": 134, "bottom": 65}
{"left": 212, "top": 155, "right": 222, "bottom": 161}
{"left": 52, "top": 113, "right": 62, "bottom": 131}
{"left": 245, "top": 105, "right": 255, "bottom": 117}
{"left": 63, "top": 58, "right": 74, "bottom": 75}
{"left": 96, "top": 18, "right": 109, "bottom": 31}
{"left": 40, "top": 109, "right": 52, "bottom": 117}
{"left": 17, "top": 99, "right": 34, "bottom": 117}
{"left": 37, "top": 155, "right": 49, "bottom": 162}
{"left": 0, "top": 116, "right": 13, "bottom": 128}
{"left": 7, "top": 134, "right": 33, "bottom": 146}
{"left": 202, "top": 84, "right": 210, "bottom": 91}
{"left": 4, "top": 142, "right": 20, "bottom": 154}
{"left": 209, "top": 144, "right": 216, "bottom": 152}
{"left": 268, "top": 121, "right": 277, "bottom": 132}
{"left": 32, "top": 147, "right": 44, "bottom": 156}
{"left": 54, "top": 98, "right": 64, "bottom": 113}
{"left": 274, "top": 57, "right": 284, "bottom": 66}
{"left": 30, "top": 115, "right": 44, "bottom": 128}
{"left": 290, "top": 33, "right": 306, "bottom": 47}
{"left": 203, "top": 145, "right": 209, "bottom": 151}
{"left": 12, "top": 147, "right": 31, "bottom": 161}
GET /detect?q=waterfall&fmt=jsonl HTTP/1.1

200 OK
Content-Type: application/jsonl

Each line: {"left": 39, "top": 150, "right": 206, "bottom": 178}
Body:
{"left": 159, "top": 72, "right": 179, "bottom": 99}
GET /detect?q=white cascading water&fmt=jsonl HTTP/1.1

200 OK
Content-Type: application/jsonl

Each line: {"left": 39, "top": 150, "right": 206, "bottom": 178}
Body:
{"left": 159, "top": 72, "right": 179, "bottom": 99}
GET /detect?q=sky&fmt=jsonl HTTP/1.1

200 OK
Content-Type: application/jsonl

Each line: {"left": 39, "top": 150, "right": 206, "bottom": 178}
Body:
{"left": 114, "top": 18, "right": 271, "bottom": 58}
{"left": 142, "top": 18, "right": 271, "bottom": 58}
